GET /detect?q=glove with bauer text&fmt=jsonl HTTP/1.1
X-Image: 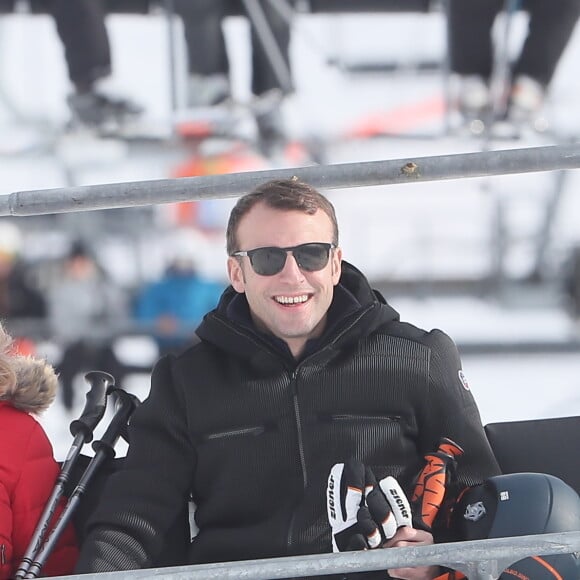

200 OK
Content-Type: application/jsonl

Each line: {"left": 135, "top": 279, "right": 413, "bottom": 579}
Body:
{"left": 327, "top": 460, "right": 413, "bottom": 552}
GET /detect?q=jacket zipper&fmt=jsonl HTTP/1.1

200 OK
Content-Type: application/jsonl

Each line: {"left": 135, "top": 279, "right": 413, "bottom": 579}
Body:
{"left": 215, "top": 303, "right": 378, "bottom": 554}
{"left": 287, "top": 369, "right": 307, "bottom": 553}
{"left": 291, "top": 371, "right": 307, "bottom": 490}
{"left": 284, "top": 307, "right": 377, "bottom": 554}
{"left": 1, "top": 543, "right": 5, "bottom": 565}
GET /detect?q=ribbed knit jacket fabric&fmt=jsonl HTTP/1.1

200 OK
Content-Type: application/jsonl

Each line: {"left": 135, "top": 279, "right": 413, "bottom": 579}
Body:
{"left": 75, "top": 261, "right": 500, "bottom": 574}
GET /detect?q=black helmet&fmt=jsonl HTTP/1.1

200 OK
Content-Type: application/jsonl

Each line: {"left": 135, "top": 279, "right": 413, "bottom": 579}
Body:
{"left": 456, "top": 473, "right": 580, "bottom": 579}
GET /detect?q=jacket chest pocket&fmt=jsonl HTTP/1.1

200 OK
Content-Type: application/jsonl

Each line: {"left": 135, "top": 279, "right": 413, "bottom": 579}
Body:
{"left": 325, "top": 413, "right": 405, "bottom": 444}
{"left": 203, "top": 425, "right": 266, "bottom": 441}
{"left": 315, "top": 413, "right": 411, "bottom": 469}
{"left": 328, "top": 413, "right": 401, "bottom": 424}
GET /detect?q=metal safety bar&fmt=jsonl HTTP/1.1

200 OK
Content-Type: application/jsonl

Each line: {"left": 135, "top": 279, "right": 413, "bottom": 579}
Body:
{"left": 1, "top": 143, "right": 580, "bottom": 216}
{"left": 49, "top": 531, "right": 580, "bottom": 580}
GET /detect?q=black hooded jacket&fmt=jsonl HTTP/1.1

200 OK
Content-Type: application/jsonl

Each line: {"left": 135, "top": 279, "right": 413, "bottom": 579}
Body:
{"left": 75, "top": 262, "right": 500, "bottom": 572}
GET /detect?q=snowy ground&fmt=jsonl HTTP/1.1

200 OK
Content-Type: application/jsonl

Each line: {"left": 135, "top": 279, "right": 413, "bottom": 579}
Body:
{"left": 1, "top": 9, "right": 580, "bottom": 459}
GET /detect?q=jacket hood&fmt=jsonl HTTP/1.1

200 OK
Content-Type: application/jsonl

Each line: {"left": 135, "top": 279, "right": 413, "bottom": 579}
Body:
{"left": 0, "top": 356, "right": 58, "bottom": 414}
{"left": 197, "top": 260, "right": 400, "bottom": 362}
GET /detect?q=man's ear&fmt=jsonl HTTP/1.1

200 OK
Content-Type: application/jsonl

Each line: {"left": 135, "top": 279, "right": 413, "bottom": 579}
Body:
{"left": 331, "top": 246, "right": 342, "bottom": 285}
{"left": 227, "top": 256, "right": 246, "bottom": 293}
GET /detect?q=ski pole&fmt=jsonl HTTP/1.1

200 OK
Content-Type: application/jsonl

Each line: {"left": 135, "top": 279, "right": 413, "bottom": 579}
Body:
{"left": 23, "top": 387, "right": 140, "bottom": 579}
{"left": 14, "top": 371, "right": 114, "bottom": 579}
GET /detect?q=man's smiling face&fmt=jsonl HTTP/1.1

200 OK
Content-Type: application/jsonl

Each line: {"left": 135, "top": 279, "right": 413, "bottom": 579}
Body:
{"left": 227, "top": 202, "right": 342, "bottom": 358}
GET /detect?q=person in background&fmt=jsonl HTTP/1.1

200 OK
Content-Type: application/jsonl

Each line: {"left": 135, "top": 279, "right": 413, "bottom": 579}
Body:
{"left": 0, "top": 222, "right": 46, "bottom": 322}
{"left": 448, "top": 0, "right": 580, "bottom": 126}
{"left": 75, "top": 178, "right": 499, "bottom": 579}
{"left": 133, "top": 256, "right": 224, "bottom": 356}
{"left": 46, "top": 240, "right": 128, "bottom": 411}
{"left": 49, "top": 0, "right": 142, "bottom": 130}
{"left": 0, "top": 324, "right": 78, "bottom": 579}
{"left": 173, "top": 0, "right": 292, "bottom": 155}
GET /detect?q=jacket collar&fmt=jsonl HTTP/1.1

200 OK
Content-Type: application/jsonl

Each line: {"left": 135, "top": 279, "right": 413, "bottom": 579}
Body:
{"left": 197, "top": 261, "right": 400, "bottom": 363}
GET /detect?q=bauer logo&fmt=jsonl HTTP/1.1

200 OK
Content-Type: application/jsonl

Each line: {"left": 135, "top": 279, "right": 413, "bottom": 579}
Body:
{"left": 458, "top": 370, "right": 470, "bottom": 391}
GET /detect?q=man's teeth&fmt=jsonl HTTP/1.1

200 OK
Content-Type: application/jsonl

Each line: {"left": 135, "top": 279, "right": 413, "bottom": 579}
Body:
{"left": 275, "top": 295, "right": 308, "bottom": 304}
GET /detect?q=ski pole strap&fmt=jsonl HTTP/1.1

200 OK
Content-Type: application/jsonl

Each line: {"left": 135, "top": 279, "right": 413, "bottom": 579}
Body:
{"left": 411, "top": 438, "right": 464, "bottom": 531}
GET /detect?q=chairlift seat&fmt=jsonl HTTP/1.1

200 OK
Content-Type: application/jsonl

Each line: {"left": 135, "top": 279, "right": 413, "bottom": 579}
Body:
{"left": 485, "top": 416, "right": 580, "bottom": 495}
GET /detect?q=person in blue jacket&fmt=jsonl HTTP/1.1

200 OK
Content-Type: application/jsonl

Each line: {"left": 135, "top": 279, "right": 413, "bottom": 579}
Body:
{"left": 133, "top": 257, "right": 224, "bottom": 355}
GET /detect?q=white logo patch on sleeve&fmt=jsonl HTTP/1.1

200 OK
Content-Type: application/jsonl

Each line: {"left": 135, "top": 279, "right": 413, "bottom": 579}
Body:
{"left": 458, "top": 369, "right": 470, "bottom": 391}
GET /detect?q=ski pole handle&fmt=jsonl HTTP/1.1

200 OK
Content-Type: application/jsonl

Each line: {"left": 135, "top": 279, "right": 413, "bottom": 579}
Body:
{"left": 24, "top": 388, "right": 141, "bottom": 578}
{"left": 92, "top": 387, "right": 140, "bottom": 458}
{"left": 59, "top": 371, "right": 114, "bottom": 486}
{"left": 69, "top": 371, "right": 114, "bottom": 443}
{"left": 14, "top": 372, "right": 115, "bottom": 578}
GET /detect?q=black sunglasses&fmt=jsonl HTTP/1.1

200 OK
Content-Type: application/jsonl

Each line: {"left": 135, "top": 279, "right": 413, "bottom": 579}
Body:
{"left": 231, "top": 242, "right": 336, "bottom": 276}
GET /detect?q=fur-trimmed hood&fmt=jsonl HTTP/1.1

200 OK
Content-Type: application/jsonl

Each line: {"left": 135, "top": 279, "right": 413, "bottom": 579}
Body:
{"left": 0, "top": 356, "right": 58, "bottom": 415}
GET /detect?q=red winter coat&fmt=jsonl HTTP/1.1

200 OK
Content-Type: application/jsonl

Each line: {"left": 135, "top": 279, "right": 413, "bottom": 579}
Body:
{"left": 0, "top": 401, "right": 78, "bottom": 578}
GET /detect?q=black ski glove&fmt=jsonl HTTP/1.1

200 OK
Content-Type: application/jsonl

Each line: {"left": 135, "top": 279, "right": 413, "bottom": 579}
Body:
{"left": 326, "top": 460, "right": 412, "bottom": 553}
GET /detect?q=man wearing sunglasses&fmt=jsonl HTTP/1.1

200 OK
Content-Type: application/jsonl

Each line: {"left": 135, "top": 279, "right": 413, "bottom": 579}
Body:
{"left": 76, "top": 179, "right": 500, "bottom": 579}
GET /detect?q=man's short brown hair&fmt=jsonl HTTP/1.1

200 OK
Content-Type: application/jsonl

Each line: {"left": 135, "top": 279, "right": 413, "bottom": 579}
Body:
{"left": 226, "top": 178, "right": 339, "bottom": 255}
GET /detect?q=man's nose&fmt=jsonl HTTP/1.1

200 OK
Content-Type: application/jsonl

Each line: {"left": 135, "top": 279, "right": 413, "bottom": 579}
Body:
{"left": 279, "top": 251, "right": 304, "bottom": 279}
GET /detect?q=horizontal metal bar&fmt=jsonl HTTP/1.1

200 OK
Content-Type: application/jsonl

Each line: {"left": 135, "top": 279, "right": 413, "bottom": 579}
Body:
{"left": 459, "top": 340, "right": 580, "bottom": 355}
{"left": 52, "top": 531, "right": 580, "bottom": 580}
{"left": 2, "top": 143, "right": 580, "bottom": 216}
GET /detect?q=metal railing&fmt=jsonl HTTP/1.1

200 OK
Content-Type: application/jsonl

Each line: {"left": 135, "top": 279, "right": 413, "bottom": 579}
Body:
{"left": 1, "top": 143, "right": 579, "bottom": 216}
{"left": 50, "top": 532, "right": 580, "bottom": 580}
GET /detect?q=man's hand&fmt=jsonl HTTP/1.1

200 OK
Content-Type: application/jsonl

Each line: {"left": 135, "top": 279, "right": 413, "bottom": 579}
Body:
{"left": 383, "top": 527, "right": 440, "bottom": 580}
